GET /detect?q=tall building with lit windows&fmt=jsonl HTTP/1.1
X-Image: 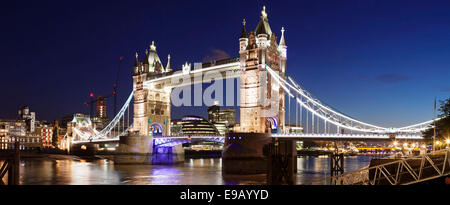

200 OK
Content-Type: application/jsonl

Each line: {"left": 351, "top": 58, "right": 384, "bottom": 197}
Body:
{"left": 0, "top": 119, "right": 26, "bottom": 150}
{"left": 0, "top": 119, "right": 26, "bottom": 137}
{"left": 91, "top": 96, "right": 110, "bottom": 130}
{"left": 96, "top": 95, "right": 107, "bottom": 118}
{"left": 40, "top": 125, "right": 53, "bottom": 148}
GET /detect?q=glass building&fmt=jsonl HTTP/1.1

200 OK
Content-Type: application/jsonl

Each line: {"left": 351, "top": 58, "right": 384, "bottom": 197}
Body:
{"left": 170, "top": 116, "right": 219, "bottom": 135}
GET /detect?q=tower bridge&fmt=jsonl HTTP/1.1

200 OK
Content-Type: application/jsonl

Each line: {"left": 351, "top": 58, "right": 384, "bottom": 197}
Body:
{"left": 67, "top": 7, "right": 438, "bottom": 177}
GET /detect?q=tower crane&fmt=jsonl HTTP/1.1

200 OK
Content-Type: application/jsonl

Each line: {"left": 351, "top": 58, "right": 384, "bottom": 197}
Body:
{"left": 84, "top": 56, "right": 124, "bottom": 118}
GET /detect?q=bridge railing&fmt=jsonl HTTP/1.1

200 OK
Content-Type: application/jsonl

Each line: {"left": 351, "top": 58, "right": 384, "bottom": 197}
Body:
{"left": 153, "top": 135, "right": 225, "bottom": 147}
{"left": 154, "top": 134, "right": 224, "bottom": 138}
{"left": 272, "top": 133, "right": 424, "bottom": 140}
{"left": 304, "top": 148, "right": 450, "bottom": 185}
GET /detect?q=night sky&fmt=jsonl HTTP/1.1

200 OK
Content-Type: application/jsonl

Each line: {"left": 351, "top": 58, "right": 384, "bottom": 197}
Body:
{"left": 1, "top": 0, "right": 450, "bottom": 128}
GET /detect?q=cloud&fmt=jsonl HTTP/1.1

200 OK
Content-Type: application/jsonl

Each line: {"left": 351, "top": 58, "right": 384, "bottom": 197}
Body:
{"left": 203, "top": 49, "right": 230, "bottom": 63}
{"left": 376, "top": 74, "right": 411, "bottom": 83}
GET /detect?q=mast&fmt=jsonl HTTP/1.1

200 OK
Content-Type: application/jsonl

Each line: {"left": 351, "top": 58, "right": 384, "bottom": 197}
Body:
{"left": 433, "top": 96, "right": 436, "bottom": 151}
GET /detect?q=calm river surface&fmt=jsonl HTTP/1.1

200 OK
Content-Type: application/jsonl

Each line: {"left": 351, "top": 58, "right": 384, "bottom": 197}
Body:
{"left": 17, "top": 155, "right": 380, "bottom": 185}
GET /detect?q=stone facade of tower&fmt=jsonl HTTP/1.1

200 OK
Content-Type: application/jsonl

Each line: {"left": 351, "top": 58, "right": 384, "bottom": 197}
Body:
{"left": 132, "top": 41, "right": 172, "bottom": 136}
{"left": 239, "top": 7, "right": 286, "bottom": 133}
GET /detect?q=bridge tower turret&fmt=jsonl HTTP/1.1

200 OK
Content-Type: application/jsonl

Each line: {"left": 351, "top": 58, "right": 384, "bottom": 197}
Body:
{"left": 239, "top": 19, "right": 248, "bottom": 70}
{"left": 165, "top": 54, "right": 172, "bottom": 72}
{"left": 147, "top": 41, "right": 164, "bottom": 74}
{"left": 143, "top": 49, "right": 150, "bottom": 73}
{"left": 279, "top": 27, "right": 287, "bottom": 73}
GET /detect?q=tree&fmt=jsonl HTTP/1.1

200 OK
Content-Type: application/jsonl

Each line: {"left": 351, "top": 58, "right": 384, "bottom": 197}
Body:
{"left": 51, "top": 126, "right": 59, "bottom": 148}
{"left": 422, "top": 98, "right": 450, "bottom": 140}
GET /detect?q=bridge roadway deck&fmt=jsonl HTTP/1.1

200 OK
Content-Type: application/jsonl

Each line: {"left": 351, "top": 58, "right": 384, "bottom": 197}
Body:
{"left": 72, "top": 133, "right": 423, "bottom": 144}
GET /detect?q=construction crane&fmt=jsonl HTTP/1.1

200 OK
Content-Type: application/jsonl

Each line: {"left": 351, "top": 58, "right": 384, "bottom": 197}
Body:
{"left": 84, "top": 56, "right": 124, "bottom": 118}
{"left": 113, "top": 56, "right": 124, "bottom": 116}
{"left": 84, "top": 92, "right": 111, "bottom": 118}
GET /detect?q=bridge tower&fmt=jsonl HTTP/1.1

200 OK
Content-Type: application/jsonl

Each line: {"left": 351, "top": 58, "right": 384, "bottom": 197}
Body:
{"left": 239, "top": 6, "right": 286, "bottom": 133}
{"left": 223, "top": 6, "right": 292, "bottom": 176}
{"left": 132, "top": 41, "right": 171, "bottom": 137}
{"left": 116, "top": 42, "right": 178, "bottom": 164}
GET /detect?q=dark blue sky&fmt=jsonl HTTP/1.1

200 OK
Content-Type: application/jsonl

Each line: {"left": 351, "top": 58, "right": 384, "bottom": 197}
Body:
{"left": 1, "top": 0, "right": 449, "bottom": 127}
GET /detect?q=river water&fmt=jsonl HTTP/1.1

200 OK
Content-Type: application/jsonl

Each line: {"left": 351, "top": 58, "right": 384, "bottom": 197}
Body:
{"left": 12, "top": 155, "right": 383, "bottom": 185}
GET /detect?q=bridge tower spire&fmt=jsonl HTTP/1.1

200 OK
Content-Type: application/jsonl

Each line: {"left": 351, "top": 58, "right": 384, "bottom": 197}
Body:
{"left": 279, "top": 27, "right": 287, "bottom": 73}
{"left": 143, "top": 49, "right": 149, "bottom": 73}
{"left": 239, "top": 19, "right": 249, "bottom": 70}
{"left": 133, "top": 52, "right": 140, "bottom": 74}
{"left": 165, "top": 54, "right": 172, "bottom": 72}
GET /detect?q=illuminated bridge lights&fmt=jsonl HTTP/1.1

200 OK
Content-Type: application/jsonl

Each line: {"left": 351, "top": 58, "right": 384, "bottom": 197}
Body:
{"left": 74, "top": 133, "right": 423, "bottom": 147}
{"left": 272, "top": 133, "right": 424, "bottom": 140}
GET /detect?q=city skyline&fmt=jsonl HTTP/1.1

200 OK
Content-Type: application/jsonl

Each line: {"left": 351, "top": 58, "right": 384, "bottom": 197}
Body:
{"left": 1, "top": 0, "right": 450, "bottom": 128}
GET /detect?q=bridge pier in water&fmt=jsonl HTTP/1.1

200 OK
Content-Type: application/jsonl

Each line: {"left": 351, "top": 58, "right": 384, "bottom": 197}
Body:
{"left": 266, "top": 139, "right": 297, "bottom": 185}
{"left": 329, "top": 152, "right": 344, "bottom": 184}
{"left": 70, "top": 142, "right": 99, "bottom": 156}
{"left": 152, "top": 144, "right": 184, "bottom": 165}
{"left": 222, "top": 133, "right": 298, "bottom": 184}
{"left": 222, "top": 133, "right": 272, "bottom": 174}
{"left": 114, "top": 134, "right": 184, "bottom": 164}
